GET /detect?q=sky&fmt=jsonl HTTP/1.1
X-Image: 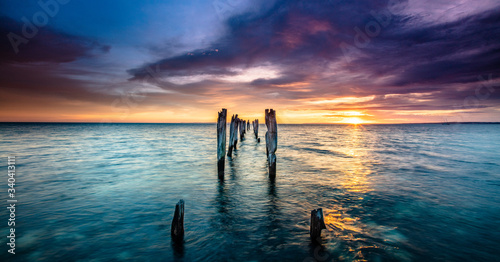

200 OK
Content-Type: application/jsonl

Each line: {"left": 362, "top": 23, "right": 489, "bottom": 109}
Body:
{"left": 0, "top": 0, "right": 499, "bottom": 124}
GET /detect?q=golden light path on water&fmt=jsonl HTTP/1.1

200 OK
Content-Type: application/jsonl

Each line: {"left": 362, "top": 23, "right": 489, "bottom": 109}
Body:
{"left": 291, "top": 123, "right": 410, "bottom": 261}
{"left": 339, "top": 124, "right": 372, "bottom": 193}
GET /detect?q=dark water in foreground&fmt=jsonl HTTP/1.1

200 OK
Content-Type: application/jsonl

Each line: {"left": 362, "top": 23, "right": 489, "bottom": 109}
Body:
{"left": 1, "top": 123, "right": 499, "bottom": 261}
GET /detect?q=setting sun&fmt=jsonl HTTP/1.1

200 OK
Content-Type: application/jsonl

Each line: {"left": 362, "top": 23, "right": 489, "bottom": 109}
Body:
{"left": 344, "top": 117, "right": 364, "bottom": 125}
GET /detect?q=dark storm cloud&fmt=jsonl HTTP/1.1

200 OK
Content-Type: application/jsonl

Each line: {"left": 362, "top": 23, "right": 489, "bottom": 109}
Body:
{"left": 127, "top": 48, "right": 239, "bottom": 80}
{"left": 0, "top": 63, "right": 115, "bottom": 104}
{"left": 128, "top": 0, "right": 399, "bottom": 79}
{"left": 357, "top": 8, "right": 500, "bottom": 86}
{"left": 0, "top": 15, "right": 115, "bottom": 111}
{"left": 250, "top": 73, "right": 308, "bottom": 87}
{"left": 128, "top": 0, "right": 500, "bottom": 108}
{"left": 0, "top": 16, "right": 110, "bottom": 64}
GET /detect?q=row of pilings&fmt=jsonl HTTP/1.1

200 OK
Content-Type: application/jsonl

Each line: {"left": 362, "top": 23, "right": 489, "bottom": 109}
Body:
{"left": 217, "top": 108, "right": 276, "bottom": 178}
{"left": 216, "top": 109, "right": 324, "bottom": 239}
{"left": 170, "top": 108, "right": 326, "bottom": 248}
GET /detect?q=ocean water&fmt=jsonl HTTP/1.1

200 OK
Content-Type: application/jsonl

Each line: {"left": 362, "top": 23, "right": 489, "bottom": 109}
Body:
{"left": 1, "top": 123, "right": 499, "bottom": 261}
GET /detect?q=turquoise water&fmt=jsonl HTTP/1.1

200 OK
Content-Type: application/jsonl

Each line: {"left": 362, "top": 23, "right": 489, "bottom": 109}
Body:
{"left": 1, "top": 123, "right": 499, "bottom": 261}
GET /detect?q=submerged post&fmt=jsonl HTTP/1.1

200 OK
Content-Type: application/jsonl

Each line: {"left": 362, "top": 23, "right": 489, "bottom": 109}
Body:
{"left": 265, "top": 109, "right": 277, "bottom": 177}
{"left": 247, "top": 121, "right": 250, "bottom": 131}
{"left": 171, "top": 199, "right": 185, "bottom": 242}
{"left": 310, "top": 208, "right": 326, "bottom": 242}
{"left": 228, "top": 114, "right": 238, "bottom": 157}
{"left": 217, "top": 109, "right": 227, "bottom": 174}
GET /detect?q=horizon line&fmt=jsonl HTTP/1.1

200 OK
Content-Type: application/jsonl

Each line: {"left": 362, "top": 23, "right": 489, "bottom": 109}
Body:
{"left": 1, "top": 121, "right": 499, "bottom": 125}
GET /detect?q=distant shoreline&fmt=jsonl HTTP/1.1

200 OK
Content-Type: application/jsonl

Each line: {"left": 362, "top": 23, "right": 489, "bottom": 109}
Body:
{"left": 1, "top": 122, "right": 499, "bottom": 125}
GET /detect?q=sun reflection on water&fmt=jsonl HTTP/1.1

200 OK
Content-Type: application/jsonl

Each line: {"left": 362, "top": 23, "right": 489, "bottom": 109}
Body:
{"left": 305, "top": 124, "right": 390, "bottom": 261}
{"left": 338, "top": 124, "right": 373, "bottom": 194}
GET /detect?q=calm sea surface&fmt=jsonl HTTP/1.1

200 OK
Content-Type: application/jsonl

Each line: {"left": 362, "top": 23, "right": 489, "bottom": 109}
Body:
{"left": 1, "top": 123, "right": 499, "bottom": 261}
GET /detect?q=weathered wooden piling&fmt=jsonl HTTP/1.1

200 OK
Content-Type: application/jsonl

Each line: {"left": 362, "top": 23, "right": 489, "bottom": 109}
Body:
{"left": 253, "top": 119, "right": 259, "bottom": 140}
{"left": 235, "top": 117, "right": 240, "bottom": 147}
{"left": 247, "top": 120, "right": 250, "bottom": 131}
{"left": 310, "top": 208, "right": 326, "bottom": 242}
{"left": 217, "top": 109, "right": 227, "bottom": 174}
{"left": 228, "top": 114, "right": 238, "bottom": 157}
{"left": 239, "top": 119, "right": 245, "bottom": 140}
{"left": 171, "top": 199, "right": 185, "bottom": 242}
{"left": 265, "top": 109, "right": 277, "bottom": 176}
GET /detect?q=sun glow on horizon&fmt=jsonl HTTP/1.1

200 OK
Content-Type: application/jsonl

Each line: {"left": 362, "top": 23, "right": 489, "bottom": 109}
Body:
{"left": 343, "top": 117, "right": 364, "bottom": 125}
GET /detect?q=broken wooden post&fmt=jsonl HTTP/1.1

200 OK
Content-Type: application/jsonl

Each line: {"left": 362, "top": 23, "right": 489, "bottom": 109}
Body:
{"left": 310, "top": 208, "right": 326, "bottom": 242}
{"left": 265, "top": 109, "right": 277, "bottom": 177}
{"left": 217, "top": 109, "right": 227, "bottom": 174}
{"left": 228, "top": 114, "right": 238, "bottom": 157}
{"left": 239, "top": 119, "right": 245, "bottom": 140}
{"left": 253, "top": 119, "right": 259, "bottom": 140}
{"left": 247, "top": 120, "right": 250, "bottom": 131}
{"left": 234, "top": 117, "right": 239, "bottom": 147}
{"left": 171, "top": 199, "right": 185, "bottom": 242}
